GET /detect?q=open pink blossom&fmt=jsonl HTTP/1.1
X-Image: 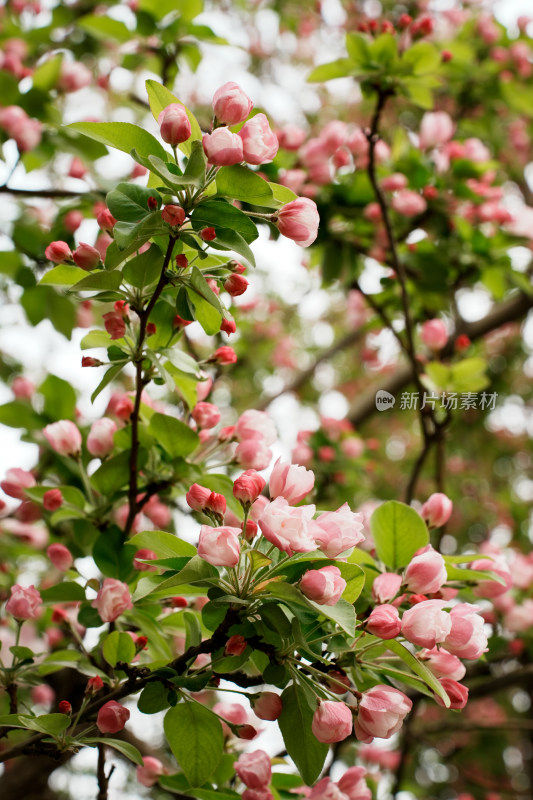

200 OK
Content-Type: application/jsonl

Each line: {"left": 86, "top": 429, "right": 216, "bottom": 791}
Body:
{"left": 203, "top": 128, "right": 244, "bottom": 166}
{"left": 258, "top": 497, "right": 317, "bottom": 555}
{"left": 92, "top": 578, "right": 133, "bottom": 622}
{"left": 198, "top": 525, "right": 241, "bottom": 567}
{"left": 444, "top": 603, "right": 488, "bottom": 659}
{"left": 401, "top": 600, "right": 452, "bottom": 649}
{"left": 275, "top": 197, "right": 319, "bottom": 247}
{"left": 354, "top": 686, "right": 412, "bottom": 743}
{"left": 239, "top": 113, "right": 279, "bottom": 165}
{"left": 6, "top": 583, "right": 42, "bottom": 619}
{"left": 310, "top": 503, "right": 365, "bottom": 558}
{"left": 136, "top": 756, "right": 164, "bottom": 787}
{"left": 269, "top": 458, "right": 315, "bottom": 504}
{"left": 234, "top": 750, "right": 271, "bottom": 789}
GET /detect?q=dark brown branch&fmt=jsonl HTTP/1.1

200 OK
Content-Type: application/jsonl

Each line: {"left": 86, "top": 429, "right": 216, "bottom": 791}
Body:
{"left": 97, "top": 744, "right": 115, "bottom": 800}
{"left": 124, "top": 236, "right": 176, "bottom": 536}
{"left": 0, "top": 186, "right": 104, "bottom": 198}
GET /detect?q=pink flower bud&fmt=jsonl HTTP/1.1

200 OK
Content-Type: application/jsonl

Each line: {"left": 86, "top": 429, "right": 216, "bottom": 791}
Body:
{"left": 336, "top": 767, "right": 371, "bottom": 800}
{"left": 207, "top": 491, "right": 227, "bottom": 516}
{"left": 213, "top": 82, "right": 253, "bottom": 125}
{"left": 366, "top": 604, "right": 402, "bottom": 639}
{"left": 31, "top": 684, "right": 55, "bottom": 707}
{"left": 444, "top": 603, "right": 488, "bottom": 659}
{"left": 372, "top": 572, "right": 402, "bottom": 603}
{"left": 97, "top": 700, "right": 130, "bottom": 734}
{"left": 158, "top": 104, "right": 191, "bottom": 146}
{"left": 312, "top": 700, "right": 353, "bottom": 743}
{"left": 392, "top": 190, "right": 427, "bottom": 217}
{"left": 354, "top": 686, "right": 412, "bottom": 743}
{"left": 136, "top": 756, "right": 164, "bottom": 787}
{"left": 275, "top": 197, "right": 319, "bottom": 248}
{"left": 203, "top": 128, "right": 244, "bottom": 166}
{"left": 236, "top": 439, "right": 272, "bottom": 470}
{"left": 420, "top": 319, "right": 448, "bottom": 350}
{"left": 45, "top": 241, "right": 72, "bottom": 263}
{"left": 276, "top": 124, "right": 307, "bottom": 151}
{"left": 192, "top": 402, "right": 221, "bottom": 429}
{"left": 269, "top": 458, "right": 315, "bottom": 504}
{"left": 380, "top": 173, "right": 408, "bottom": 192}
{"left": 221, "top": 318, "right": 237, "bottom": 335}
{"left": 58, "top": 700, "right": 72, "bottom": 714}
{"left": 250, "top": 692, "right": 282, "bottom": 721}
{"left": 225, "top": 634, "right": 247, "bottom": 656}
{"left": 404, "top": 547, "right": 447, "bottom": 594}
{"left": 47, "top": 543, "right": 73, "bottom": 571}
{"left": 186, "top": 483, "right": 213, "bottom": 511}
{"left": 161, "top": 204, "right": 185, "bottom": 227}
{"left": 211, "top": 346, "right": 237, "bottom": 364}
{"left": 6, "top": 583, "right": 42, "bottom": 619}
{"left": 87, "top": 418, "right": 117, "bottom": 457}
{"left": 72, "top": 243, "right": 101, "bottom": 270}
{"left": 236, "top": 724, "right": 258, "bottom": 740}
{"left": 92, "top": 578, "right": 133, "bottom": 622}
{"left": 86, "top": 676, "right": 104, "bottom": 694}
{"left": 419, "top": 647, "right": 466, "bottom": 681}
{"left": 239, "top": 113, "right": 279, "bottom": 165}
{"left": 471, "top": 555, "right": 512, "bottom": 598}
{"left": 420, "top": 492, "right": 453, "bottom": 527}
{"left": 419, "top": 111, "right": 455, "bottom": 150}
{"left": 198, "top": 525, "right": 241, "bottom": 567}
{"left": 1, "top": 467, "right": 36, "bottom": 499}
{"left": 243, "top": 789, "right": 273, "bottom": 800}
{"left": 43, "top": 420, "right": 82, "bottom": 456}
{"left": 234, "top": 750, "right": 271, "bottom": 789}
{"left": 236, "top": 410, "right": 277, "bottom": 445}
{"left": 233, "top": 470, "right": 266, "bottom": 506}
{"left": 224, "top": 274, "right": 249, "bottom": 296}
{"left": 401, "top": 599, "right": 452, "bottom": 649}
{"left": 103, "top": 311, "right": 126, "bottom": 340}
{"left": 300, "top": 565, "right": 346, "bottom": 606}
{"left": 133, "top": 549, "right": 158, "bottom": 572}
{"left": 65, "top": 213, "right": 85, "bottom": 238}
{"left": 435, "top": 678, "right": 468, "bottom": 709}
{"left": 97, "top": 208, "right": 116, "bottom": 231}
{"left": 11, "top": 376, "right": 35, "bottom": 399}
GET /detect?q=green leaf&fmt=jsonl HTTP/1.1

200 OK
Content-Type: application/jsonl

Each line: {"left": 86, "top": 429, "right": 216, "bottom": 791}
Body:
{"left": 40, "top": 374, "right": 77, "bottom": 421}
{"left": 0, "top": 401, "right": 42, "bottom": 430}
{"left": 445, "top": 565, "right": 506, "bottom": 585}
{"left": 337, "top": 562, "right": 365, "bottom": 603}
{"left": 268, "top": 182, "right": 298, "bottom": 207}
{"left": 78, "top": 13, "right": 131, "bottom": 42}
{"left": 401, "top": 78, "right": 434, "bottom": 109}
{"left": 370, "top": 500, "right": 429, "bottom": 570}
{"left": 72, "top": 271, "right": 122, "bottom": 292}
{"left": 148, "top": 412, "right": 199, "bottom": 458}
{"left": 186, "top": 288, "right": 222, "bottom": 335}
{"left": 184, "top": 610, "right": 202, "bottom": 649}
{"left": 32, "top": 54, "right": 63, "bottom": 91}
{"left": 112, "top": 213, "right": 167, "bottom": 253}
{"left": 207, "top": 228, "right": 256, "bottom": 269}
{"left": 164, "top": 702, "right": 223, "bottom": 787}
{"left": 138, "top": 681, "right": 170, "bottom": 714}
{"left": 191, "top": 200, "right": 258, "bottom": 244}
{"left": 129, "top": 530, "right": 196, "bottom": 559}
{"left": 81, "top": 330, "right": 112, "bottom": 350}
{"left": 92, "top": 528, "right": 136, "bottom": 580}
{"left": 183, "top": 139, "right": 207, "bottom": 183}
{"left": 216, "top": 165, "right": 274, "bottom": 206}
{"left": 107, "top": 183, "right": 162, "bottom": 223}
{"left": 21, "top": 286, "right": 76, "bottom": 339}
{"left": 40, "top": 583, "right": 86, "bottom": 603}
{"left": 145, "top": 79, "right": 202, "bottom": 157}
{"left": 103, "top": 631, "right": 136, "bottom": 667}
{"left": 24, "top": 714, "right": 71, "bottom": 736}
{"left": 123, "top": 244, "right": 164, "bottom": 289}
{"left": 307, "top": 58, "right": 354, "bottom": 82}
{"left": 370, "top": 33, "right": 397, "bottom": 67}
{"left": 346, "top": 32, "right": 371, "bottom": 65}
{"left": 278, "top": 684, "right": 328, "bottom": 785}
{"left": 160, "top": 347, "right": 203, "bottom": 378}
{"left": 402, "top": 42, "right": 441, "bottom": 75}
{"left": 385, "top": 639, "right": 450, "bottom": 707}
{"left": 92, "top": 449, "right": 137, "bottom": 494}
{"left": 10, "top": 646, "right": 34, "bottom": 660}
{"left": 134, "top": 556, "right": 217, "bottom": 601}
{"left": 40, "top": 265, "right": 87, "bottom": 286}
{"left": 188, "top": 266, "right": 224, "bottom": 313}
{"left": 68, "top": 121, "right": 168, "bottom": 162}
{"left": 83, "top": 737, "right": 143, "bottom": 765}
{"left": 266, "top": 582, "right": 356, "bottom": 636}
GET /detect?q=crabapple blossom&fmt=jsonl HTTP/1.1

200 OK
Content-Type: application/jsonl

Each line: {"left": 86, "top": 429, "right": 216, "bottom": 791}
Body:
{"left": 198, "top": 526, "right": 241, "bottom": 567}
{"left": 300, "top": 566, "right": 346, "bottom": 606}
{"left": 239, "top": 113, "right": 279, "bottom": 165}
{"left": 5, "top": 584, "right": 42, "bottom": 619}
{"left": 404, "top": 546, "right": 447, "bottom": 594}
{"left": 213, "top": 82, "right": 253, "bottom": 125}
{"left": 353, "top": 686, "right": 412, "bottom": 743}
{"left": 43, "top": 420, "right": 82, "bottom": 456}
{"left": 97, "top": 701, "right": 130, "bottom": 733}
{"left": 158, "top": 104, "right": 191, "bottom": 145}
{"left": 366, "top": 604, "right": 402, "bottom": 639}
{"left": 312, "top": 700, "right": 353, "bottom": 743}
{"left": 258, "top": 497, "right": 317, "bottom": 555}
{"left": 420, "top": 492, "right": 453, "bottom": 527}
{"left": 310, "top": 503, "right": 365, "bottom": 558}
{"left": 92, "top": 578, "right": 133, "bottom": 622}
{"left": 275, "top": 197, "right": 320, "bottom": 247}
{"left": 401, "top": 600, "right": 452, "bottom": 648}
{"left": 234, "top": 750, "right": 271, "bottom": 789}
{"left": 203, "top": 128, "right": 244, "bottom": 166}
{"left": 47, "top": 543, "right": 73, "bottom": 571}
